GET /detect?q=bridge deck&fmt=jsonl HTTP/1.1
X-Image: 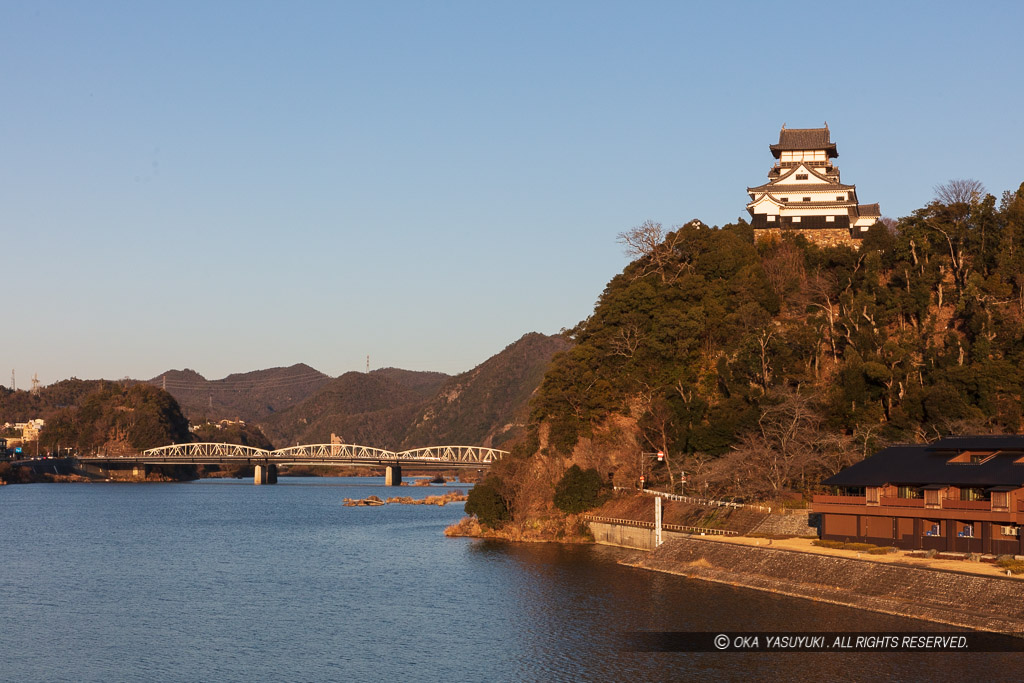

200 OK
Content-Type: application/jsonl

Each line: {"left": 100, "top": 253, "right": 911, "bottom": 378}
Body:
{"left": 81, "top": 443, "right": 506, "bottom": 469}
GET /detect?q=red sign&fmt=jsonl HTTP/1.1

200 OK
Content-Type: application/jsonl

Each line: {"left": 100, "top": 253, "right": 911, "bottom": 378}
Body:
{"left": 657, "top": 451, "right": 664, "bottom": 462}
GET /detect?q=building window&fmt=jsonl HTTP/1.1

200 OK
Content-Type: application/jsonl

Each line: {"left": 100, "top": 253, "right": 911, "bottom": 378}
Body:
{"left": 767, "top": 215, "right": 776, "bottom": 222}
{"left": 795, "top": 173, "right": 808, "bottom": 180}
{"left": 960, "top": 487, "right": 989, "bottom": 502}
{"left": 826, "top": 215, "right": 835, "bottom": 222}
{"left": 792, "top": 216, "right": 801, "bottom": 223}
{"left": 802, "top": 197, "right": 811, "bottom": 202}
{"left": 837, "top": 195, "right": 846, "bottom": 200}
{"left": 780, "top": 197, "right": 789, "bottom": 202}
{"left": 897, "top": 486, "right": 922, "bottom": 499}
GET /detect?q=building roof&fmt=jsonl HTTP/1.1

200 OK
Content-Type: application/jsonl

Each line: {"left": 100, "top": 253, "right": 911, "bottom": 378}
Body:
{"left": 747, "top": 182, "right": 855, "bottom": 194}
{"left": 858, "top": 203, "right": 881, "bottom": 216}
{"left": 823, "top": 436, "right": 1024, "bottom": 488}
{"left": 770, "top": 127, "right": 838, "bottom": 159}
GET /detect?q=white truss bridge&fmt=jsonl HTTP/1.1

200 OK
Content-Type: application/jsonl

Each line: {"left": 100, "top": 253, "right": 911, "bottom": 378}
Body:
{"left": 124, "top": 442, "right": 506, "bottom": 468}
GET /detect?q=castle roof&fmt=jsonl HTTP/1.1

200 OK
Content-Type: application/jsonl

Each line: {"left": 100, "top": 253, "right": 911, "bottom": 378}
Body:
{"left": 770, "top": 127, "right": 838, "bottom": 158}
{"left": 747, "top": 182, "right": 855, "bottom": 194}
{"left": 858, "top": 203, "right": 881, "bottom": 216}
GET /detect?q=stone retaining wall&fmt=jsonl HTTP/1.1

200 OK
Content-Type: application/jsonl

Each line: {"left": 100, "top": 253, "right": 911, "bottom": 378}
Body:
{"left": 749, "top": 509, "right": 820, "bottom": 537}
{"left": 589, "top": 522, "right": 690, "bottom": 551}
{"left": 627, "top": 536, "right": 1024, "bottom": 633}
{"left": 754, "top": 227, "right": 859, "bottom": 249}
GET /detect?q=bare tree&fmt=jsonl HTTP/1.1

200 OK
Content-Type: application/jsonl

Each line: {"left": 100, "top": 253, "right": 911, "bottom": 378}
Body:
{"left": 761, "top": 240, "right": 806, "bottom": 303}
{"left": 934, "top": 179, "right": 985, "bottom": 206}
{"left": 616, "top": 220, "right": 688, "bottom": 284}
{"left": 929, "top": 179, "right": 987, "bottom": 292}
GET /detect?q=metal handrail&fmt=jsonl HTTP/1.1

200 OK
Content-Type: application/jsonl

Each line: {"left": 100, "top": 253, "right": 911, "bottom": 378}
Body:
{"left": 583, "top": 515, "right": 739, "bottom": 536}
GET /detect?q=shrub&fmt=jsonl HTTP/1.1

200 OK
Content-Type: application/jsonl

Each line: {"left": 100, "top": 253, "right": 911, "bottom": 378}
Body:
{"left": 996, "top": 557, "right": 1024, "bottom": 574}
{"left": 465, "top": 479, "right": 510, "bottom": 528}
{"left": 553, "top": 465, "right": 610, "bottom": 514}
{"left": 867, "top": 546, "right": 897, "bottom": 555}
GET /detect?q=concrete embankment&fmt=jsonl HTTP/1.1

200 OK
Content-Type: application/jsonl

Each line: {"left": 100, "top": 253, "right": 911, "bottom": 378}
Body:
{"left": 620, "top": 533, "right": 1024, "bottom": 633}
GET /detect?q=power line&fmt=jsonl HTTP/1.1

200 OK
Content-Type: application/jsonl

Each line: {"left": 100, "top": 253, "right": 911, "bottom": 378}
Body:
{"left": 150, "top": 371, "right": 330, "bottom": 393}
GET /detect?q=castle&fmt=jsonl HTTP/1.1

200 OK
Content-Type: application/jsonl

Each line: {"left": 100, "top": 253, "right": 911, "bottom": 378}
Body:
{"left": 747, "top": 125, "right": 880, "bottom": 248}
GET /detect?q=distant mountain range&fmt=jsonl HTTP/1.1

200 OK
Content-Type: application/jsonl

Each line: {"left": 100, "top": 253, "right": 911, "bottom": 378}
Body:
{"left": 150, "top": 332, "right": 568, "bottom": 450}
{"left": 401, "top": 332, "right": 570, "bottom": 449}
{"left": 148, "top": 363, "right": 330, "bottom": 422}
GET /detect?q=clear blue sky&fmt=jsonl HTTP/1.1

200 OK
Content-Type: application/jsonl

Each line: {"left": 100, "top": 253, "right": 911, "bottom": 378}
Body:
{"left": 4, "top": 1, "right": 1023, "bottom": 386}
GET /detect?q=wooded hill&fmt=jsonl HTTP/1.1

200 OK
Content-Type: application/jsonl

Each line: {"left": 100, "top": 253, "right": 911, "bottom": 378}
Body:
{"left": 3, "top": 334, "right": 566, "bottom": 455}
{"left": 260, "top": 334, "right": 568, "bottom": 450}
{"left": 2, "top": 381, "right": 192, "bottom": 454}
{"left": 401, "top": 333, "right": 570, "bottom": 449}
{"left": 494, "top": 180, "right": 1024, "bottom": 517}
{"left": 150, "top": 363, "right": 329, "bottom": 422}
{"left": 259, "top": 368, "right": 450, "bottom": 449}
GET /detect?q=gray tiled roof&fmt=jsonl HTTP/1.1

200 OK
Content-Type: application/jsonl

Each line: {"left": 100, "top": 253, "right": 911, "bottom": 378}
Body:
{"left": 747, "top": 182, "right": 855, "bottom": 193}
{"left": 858, "top": 203, "right": 881, "bottom": 216}
{"left": 770, "top": 127, "right": 838, "bottom": 158}
{"left": 823, "top": 436, "right": 1024, "bottom": 488}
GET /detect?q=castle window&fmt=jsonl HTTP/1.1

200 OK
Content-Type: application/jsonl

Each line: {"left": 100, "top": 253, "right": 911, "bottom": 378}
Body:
{"left": 802, "top": 197, "right": 811, "bottom": 202}
{"left": 767, "top": 215, "right": 776, "bottom": 222}
{"left": 837, "top": 195, "right": 846, "bottom": 201}
{"left": 781, "top": 197, "right": 789, "bottom": 202}
{"left": 795, "top": 173, "right": 808, "bottom": 180}
{"left": 792, "top": 216, "right": 801, "bottom": 223}
{"left": 826, "top": 215, "right": 835, "bottom": 222}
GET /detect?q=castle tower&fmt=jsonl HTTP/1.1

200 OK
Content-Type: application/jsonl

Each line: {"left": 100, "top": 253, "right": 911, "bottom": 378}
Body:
{"left": 747, "top": 125, "right": 880, "bottom": 247}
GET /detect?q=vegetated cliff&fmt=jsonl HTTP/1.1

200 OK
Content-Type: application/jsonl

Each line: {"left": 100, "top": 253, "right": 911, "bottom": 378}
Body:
{"left": 36, "top": 383, "right": 190, "bottom": 454}
{"left": 473, "top": 181, "right": 1024, "bottom": 532}
{"left": 401, "top": 333, "right": 570, "bottom": 449}
{"left": 0, "top": 378, "right": 111, "bottom": 424}
{"left": 258, "top": 368, "right": 450, "bottom": 450}
{"left": 151, "top": 363, "right": 329, "bottom": 423}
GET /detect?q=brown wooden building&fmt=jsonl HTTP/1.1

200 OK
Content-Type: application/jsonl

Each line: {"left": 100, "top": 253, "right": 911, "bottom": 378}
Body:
{"left": 812, "top": 436, "right": 1024, "bottom": 555}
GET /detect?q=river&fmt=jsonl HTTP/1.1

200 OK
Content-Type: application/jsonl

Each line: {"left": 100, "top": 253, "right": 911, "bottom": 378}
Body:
{"left": 1, "top": 477, "right": 1018, "bottom": 681}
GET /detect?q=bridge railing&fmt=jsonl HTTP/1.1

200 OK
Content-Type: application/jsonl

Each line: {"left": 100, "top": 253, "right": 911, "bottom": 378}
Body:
{"left": 272, "top": 444, "right": 395, "bottom": 461}
{"left": 394, "top": 446, "right": 506, "bottom": 463}
{"left": 142, "top": 443, "right": 272, "bottom": 459}
{"left": 139, "top": 442, "right": 508, "bottom": 464}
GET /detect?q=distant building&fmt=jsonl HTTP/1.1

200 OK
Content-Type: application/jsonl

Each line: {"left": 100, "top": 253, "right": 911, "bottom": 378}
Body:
{"left": 812, "top": 436, "right": 1024, "bottom": 555}
{"left": 14, "top": 419, "right": 45, "bottom": 441}
{"left": 747, "top": 125, "right": 881, "bottom": 248}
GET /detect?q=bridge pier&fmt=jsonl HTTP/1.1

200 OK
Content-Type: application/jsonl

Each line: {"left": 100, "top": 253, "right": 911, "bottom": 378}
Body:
{"left": 254, "top": 464, "right": 278, "bottom": 485}
{"left": 385, "top": 465, "right": 402, "bottom": 486}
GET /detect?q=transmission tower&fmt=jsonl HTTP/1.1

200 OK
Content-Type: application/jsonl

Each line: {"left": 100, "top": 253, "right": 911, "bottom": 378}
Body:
{"left": 31, "top": 372, "right": 40, "bottom": 395}
{"left": 10, "top": 369, "right": 14, "bottom": 391}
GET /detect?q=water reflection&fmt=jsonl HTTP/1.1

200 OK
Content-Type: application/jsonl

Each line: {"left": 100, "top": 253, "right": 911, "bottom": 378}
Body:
{"left": 0, "top": 480, "right": 1018, "bottom": 682}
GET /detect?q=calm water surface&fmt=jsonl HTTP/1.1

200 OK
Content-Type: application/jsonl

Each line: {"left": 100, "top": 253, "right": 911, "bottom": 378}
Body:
{"left": 2, "top": 477, "right": 1018, "bottom": 681}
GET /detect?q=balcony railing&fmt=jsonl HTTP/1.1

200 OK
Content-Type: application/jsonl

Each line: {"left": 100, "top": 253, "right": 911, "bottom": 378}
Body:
{"left": 942, "top": 499, "right": 992, "bottom": 511}
{"left": 879, "top": 497, "right": 925, "bottom": 508}
{"left": 815, "top": 494, "right": 1022, "bottom": 514}
{"left": 812, "top": 494, "right": 866, "bottom": 505}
